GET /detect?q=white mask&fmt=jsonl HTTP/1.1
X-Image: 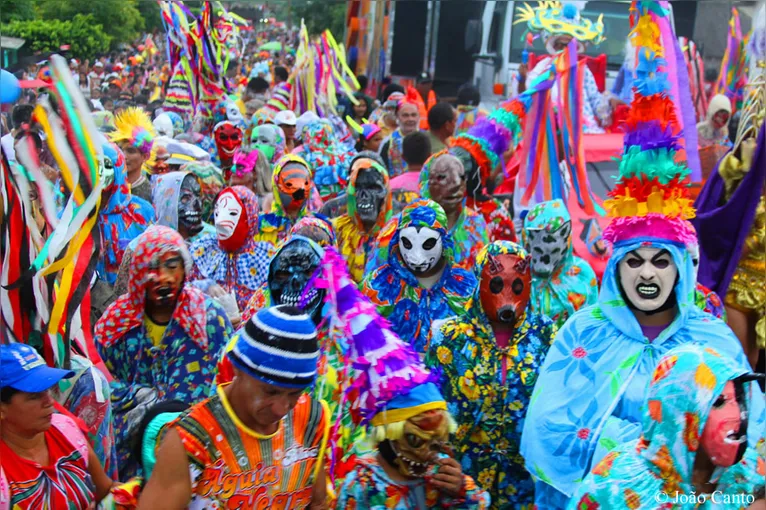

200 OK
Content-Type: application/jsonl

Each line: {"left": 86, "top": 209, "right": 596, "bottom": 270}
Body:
{"left": 214, "top": 191, "right": 242, "bottom": 241}
{"left": 618, "top": 247, "right": 678, "bottom": 312}
{"left": 399, "top": 226, "right": 443, "bottom": 275}
{"left": 226, "top": 102, "right": 244, "bottom": 125}
{"left": 527, "top": 221, "right": 571, "bottom": 276}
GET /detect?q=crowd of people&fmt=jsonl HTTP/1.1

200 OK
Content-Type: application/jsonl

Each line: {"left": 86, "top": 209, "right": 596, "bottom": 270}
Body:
{"left": 0, "top": 1, "right": 765, "bottom": 509}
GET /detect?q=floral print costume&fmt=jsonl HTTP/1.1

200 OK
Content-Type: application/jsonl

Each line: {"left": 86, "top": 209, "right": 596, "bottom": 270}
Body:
{"left": 337, "top": 454, "right": 491, "bottom": 509}
{"left": 570, "top": 344, "right": 766, "bottom": 510}
{"left": 95, "top": 226, "right": 232, "bottom": 478}
{"left": 425, "top": 241, "right": 556, "bottom": 509}
{"left": 296, "top": 119, "right": 354, "bottom": 199}
{"left": 362, "top": 200, "right": 477, "bottom": 354}
{"left": 189, "top": 185, "right": 274, "bottom": 312}
{"left": 467, "top": 196, "right": 518, "bottom": 243}
{"left": 520, "top": 238, "right": 762, "bottom": 509}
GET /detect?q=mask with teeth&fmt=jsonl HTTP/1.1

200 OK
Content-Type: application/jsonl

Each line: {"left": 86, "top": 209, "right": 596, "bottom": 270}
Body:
{"left": 353, "top": 166, "right": 387, "bottom": 227}
{"left": 701, "top": 379, "right": 748, "bottom": 467}
{"left": 618, "top": 247, "right": 678, "bottom": 312}
{"left": 526, "top": 220, "right": 571, "bottom": 277}
{"left": 178, "top": 175, "right": 203, "bottom": 238}
{"left": 145, "top": 248, "right": 185, "bottom": 311}
{"left": 399, "top": 226, "right": 444, "bottom": 276}
{"left": 268, "top": 238, "right": 324, "bottom": 320}
{"left": 214, "top": 121, "right": 244, "bottom": 169}
{"left": 388, "top": 410, "right": 450, "bottom": 478}
{"left": 479, "top": 251, "right": 532, "bottom": 325}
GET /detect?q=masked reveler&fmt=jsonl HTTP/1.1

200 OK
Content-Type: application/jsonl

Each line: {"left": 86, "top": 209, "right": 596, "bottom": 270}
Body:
{"left": 571, "top": 345, "right": 766, "bottom": 509}
{"left": 367, "top": 151, "right": 489, "bottom": 272}
{"left": 109, "top": 108, "right": 156, "bottom": 203}
{"left": 521, "top": 199, "right": 598, "bottom": 328}
{"left": 137, "top": 306, "right": 329, "bottom": 508}
{"left": 114, "top": 171, "right": 211, "bottom": 297}
{"left": 212, "top": 120, "right": 243, "bottom": 175}
{"left": 520, "top": 7, "right": 762, "bottom": 507}
{"left": 250, "top": 123, "right": 286, "bottom": 167}
{"left": 95, "top": 226, "right": 232, "bottom": 478}
{"left": 362, "top": 199, "right": 477, "bottom": 354}
{"left": 228, "top": 147, "right": 272, "bottom": 206}
{"left": 516, "top": 2, "right": 608, "bottom": 134}
{"left": 331, "top": 259, "right": 490, "bottom": 508}
{"left": 258, "top": 154, "right": 315, "bottom": 245}
{"left": 97, "top": 141, "right": 155, "bottom": 286}
{"left": 234, "top": 236, "right": 367, "bottom": 488}
{"left": 180, "top": 160, "right": 226, "bottom": 224}
{"left": 333, "top": 157, "right": 393, "bottom": 282}
{"left": 189, "top": 186, "right": 273, "bottom": 318}
{"left": 290, "top": 216, "right": 338, "bottom": 248}
{"left": 426, "top": 241, "right": 556, "bottom": 508}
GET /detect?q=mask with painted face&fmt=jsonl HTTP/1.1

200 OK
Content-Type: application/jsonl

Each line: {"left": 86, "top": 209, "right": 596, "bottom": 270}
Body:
{"left": 354, "top": 166, "right": 387, "bottom": 226}
{"left": 277, "top": 162, "right": 311, "bottom": 215}
{"left": 449, "top": 146, "right": 480, "bottom": 195}
{"left": 213, "top": 121, "right": 243, "bottom": 167}
{"left": 479, "top": 250, "right": 531, "bottom": 324}
{"left": 701, "top": 379, "right": 749, "bottom": 467}
{"left": 178, "top": 174, "right": 203, "bottom": 237}
{"left": 399, "top": 226, "right": 443, "bottom": 275}
{"left": 618, "top": 247, "right": 678, "bottom": 312}
{"left": 251, "top": 124, "right": 279, "bottom": 162}
{"left": 145, "top": 248, "right": 185, "bottom": 310}
{"left": 99, "top": 150, "right": 116, "bottom": 189}
{"left": 214, "top": 190, "right": 247, "bottom": 252}
{"left": 387, "top": 410, "right": 450, "bottom": 478}
{"left": 526, "top": 221, "right": 572, "bottom": 277}
{"left": 268, "top": 239, "right": 324, "bottom": 319}
{"left": 427, "top": 154, "right": 466, "bottom": 213}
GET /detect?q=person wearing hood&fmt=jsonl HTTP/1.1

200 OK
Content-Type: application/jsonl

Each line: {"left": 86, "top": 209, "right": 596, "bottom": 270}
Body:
{"left": 333, "top": 157, "right": 393, "bottom": 282}
{"left": 294, "top": 118, "right": 355, "bottom": 200}
{"left": 114, "top": 171, "right": 213, "bottom": 297}
{"left": 519, "top": 10, "right": 761, "bottom": 504}
{"left": 95, "top": 226, "right": 232, "bottom": 479}
{"left": 367, "top": 151, "right": 489, "bottom": 273}
{"left": 189, "top": 185, "right": 274, "bottom": 320}
{"left": 257, "top": 154, "right": 316, "bottom": 245}
{"left": 522, "top": 199, "right": 598, "bottom": 328}
{"left": 97, "top": 141, "right": 155, "bottom": 286}
{"left": 290, "top": 216, "right": 337, "bottom": 248}
{"left": 697, "top": 94, "right": 733, "bottom": 148}
{"left": 250, "top": 122, "right": 286, "bottom": 167}
{"left": 362, "top": 199, "right": 477, "bottom": 354}
{"left": 426, "top": 241, "right": 556, "bottom": 508}
{"left": 570, "top": 344, "right": 765, "bottom": 510}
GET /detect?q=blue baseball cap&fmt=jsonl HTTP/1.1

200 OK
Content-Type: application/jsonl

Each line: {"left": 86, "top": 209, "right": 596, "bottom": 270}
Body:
{"left": 0, "top": 343, "right": 74, "bottom": 393}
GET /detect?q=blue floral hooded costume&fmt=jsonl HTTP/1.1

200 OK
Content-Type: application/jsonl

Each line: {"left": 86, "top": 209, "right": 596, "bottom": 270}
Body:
{"left": 570, "top": 344, "right": 765, "bottom": 510}
{"left": 522, "top": 199, "right": 598, "bottom": 328}
{"left": 520, "top": 238, "right": 762, "bottom": 509}
{"left": 361, "top": 199, "right": 477, "bottom": 354}
{"left": 425, "top": 241, "right": 556, "bottom": 509}
{"left": 366, "top": 151, "right": 489, "bottom": 273}
{"left": 97, "top": 142, "right": 155, "bottom": 285}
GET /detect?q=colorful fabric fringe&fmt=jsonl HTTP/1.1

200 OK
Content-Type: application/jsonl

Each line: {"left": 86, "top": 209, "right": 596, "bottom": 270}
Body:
{"left": 714, "top": 7, "right": 748, "bottom": 113}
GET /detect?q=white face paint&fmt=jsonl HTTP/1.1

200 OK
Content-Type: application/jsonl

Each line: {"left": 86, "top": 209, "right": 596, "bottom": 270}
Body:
{"left": 214, "top": 191, "right": 243, "bottom": 241}
{"left": 527, "top": 221, "right": 571, "bottom": 276}
{"left": 399, "top": 226, "right": 443, "bottom": 275}
{"left": 618, "top": 247, "right": 678, "bottom": 312}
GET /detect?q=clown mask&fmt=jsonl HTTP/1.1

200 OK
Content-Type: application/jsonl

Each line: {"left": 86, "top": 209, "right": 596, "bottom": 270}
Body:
{"left": 389, "top": 410, "right": 450, "bottom": 478}
{"left": 214, "top": 190, "right": 247, "bottom": 252}
{"left": 145, "top": 249, "right": 185, "bottom": 310}
{"left": 479, "top": 251, "right": 531, "bottom": 324}
{"left": 526, "top": 220, "right": 572, "bottom": 277}
{"left": 618, "top": 247, "right": 677, "bottom": 313}
{"left": 399, "top": 226, "right": 443, "bottom": 276}
{"left": 178, "top": 175, "right": 203, "bottom": 238}
{"left": 214, "top": 122, "right": 243, "bottom": 167}
{"left": 701, "top": 380, "right": 748, "bottom": 467}
{"left": 268, "top": 239, "right": 324, "bottom": 319}
{"left": 277, "top": 162, "right": 311, "bottom": 215}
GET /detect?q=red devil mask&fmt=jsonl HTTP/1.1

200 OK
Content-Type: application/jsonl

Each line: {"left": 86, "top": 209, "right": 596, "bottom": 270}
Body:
{"left": 214, "top": 121, "right": 243, "bottom": 168}
{"left": 479, "top": 250, "right": 531, "bottom": 325}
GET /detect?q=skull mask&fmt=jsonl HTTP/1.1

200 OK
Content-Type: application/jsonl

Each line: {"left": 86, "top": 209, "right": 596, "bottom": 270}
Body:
{"left": 99, "top": 149, "right": 116, "bottom": 190}
{"left": 268, "top": 238, "right": 324, "bottom": 320}
{"left": 213, "top": 121, "right": 243, "bottom": 167}
{"left": 353, "top": 165, "right": 387, "bottom": 227}
{"left": 388, "top": 410, "right": 450, "bottom": 478}
{"left": 479, "top": 250, "right": 532, "bottom": 324}
{"left": 526, "top": 220, "right": 572, "bottom": 277}
{"left": 178, "top": 174, "right": 203, "bottom": 238}
{"left": 398, "top": 226, "right": 444, "bottom": 276}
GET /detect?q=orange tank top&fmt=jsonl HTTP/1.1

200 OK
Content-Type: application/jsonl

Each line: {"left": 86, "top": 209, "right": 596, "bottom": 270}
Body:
{"left": 175, "top": 385, "right": 329, "bottom": 510}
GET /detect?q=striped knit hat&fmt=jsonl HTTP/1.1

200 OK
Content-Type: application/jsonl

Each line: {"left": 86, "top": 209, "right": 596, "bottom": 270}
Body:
{"left": 228, "top": 305, "right": 319, "bottom": 388}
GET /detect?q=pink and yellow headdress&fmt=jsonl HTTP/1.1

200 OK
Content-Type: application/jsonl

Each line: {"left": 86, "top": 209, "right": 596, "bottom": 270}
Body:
{"left": 602, "top": 1, "right": 696, "bottom": 247}
{"left": 110, "top": 107, "right": 156, "bottom": 164}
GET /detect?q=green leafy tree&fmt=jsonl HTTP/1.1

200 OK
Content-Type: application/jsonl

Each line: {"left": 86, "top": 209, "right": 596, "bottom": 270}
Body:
{"left": 290, "top": 0, "right": 346, "bottom": 38}
{"left": 136, "top": 0, "right": 163, "bottom": 34}
{"left": 3, "top": 14, "right": 111, "bottom": 60}
{"left": 35, "top": 0, "right": 144, "bottom": 48}
{"left": 0, "top": 0, "right": 35, "bottom": 23}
